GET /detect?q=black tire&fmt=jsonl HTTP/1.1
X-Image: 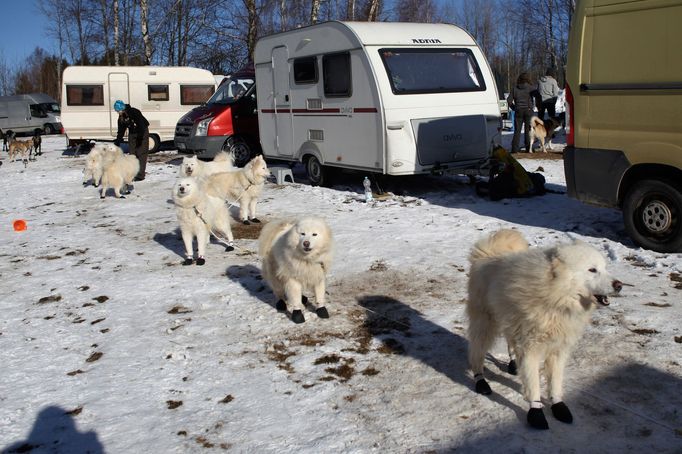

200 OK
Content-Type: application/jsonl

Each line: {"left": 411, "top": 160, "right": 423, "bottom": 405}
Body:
{"left": 306, "top": 155, "right": 327, "bottom": 187}
{"left": 148, "top": 134, "right": 161, "bottom": 153}
{"left": 223, "top": 137, "right": 253, "bottom": 167}
{"left": 623, "top": 179, "right": 682, "bottom": 253}
{"left": 43, "top": 124, "right": 54, "bottom": 135}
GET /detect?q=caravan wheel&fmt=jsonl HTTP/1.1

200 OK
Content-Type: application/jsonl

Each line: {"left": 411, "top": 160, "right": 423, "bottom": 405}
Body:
{"left": 306, "top": 155, "right": 326, "bottom": 186}
{"left": 148, "top": 134, "right": 161, "bottom": 153}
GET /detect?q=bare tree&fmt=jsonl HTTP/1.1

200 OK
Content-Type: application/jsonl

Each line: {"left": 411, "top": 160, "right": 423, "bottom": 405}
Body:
{"left": 140, "top": 0, "right": 152, "bottom": 64}
{"left": 346, "top": 0, "right": 356, "bottom": 20}
{"left": 114, "top": 0, "right": 120, "bottom": 65}
{"left": 311, "top": 0, "right": 321, "bottom": 24}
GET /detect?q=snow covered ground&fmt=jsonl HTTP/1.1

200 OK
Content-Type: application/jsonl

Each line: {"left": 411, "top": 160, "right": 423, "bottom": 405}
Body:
{"left": 1, "top": 135, "right": 680, "bottom": 453}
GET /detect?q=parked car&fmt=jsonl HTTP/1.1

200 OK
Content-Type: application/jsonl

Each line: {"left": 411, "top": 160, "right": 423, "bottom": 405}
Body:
{"left": 0, "top": 93, "right": 62, "bottom": 137}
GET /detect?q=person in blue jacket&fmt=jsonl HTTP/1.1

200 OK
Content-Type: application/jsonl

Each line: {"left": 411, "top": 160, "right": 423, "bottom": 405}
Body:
{"left": 113, "top": 100, "right": 150, "bottom": 181}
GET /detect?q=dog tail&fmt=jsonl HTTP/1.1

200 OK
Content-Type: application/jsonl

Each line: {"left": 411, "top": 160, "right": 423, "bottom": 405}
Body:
{"left": 469, "top": 229, "right": 529, "bottom": 263}
{"left": 531, "top": 116, "right": 544, "bottom": 127}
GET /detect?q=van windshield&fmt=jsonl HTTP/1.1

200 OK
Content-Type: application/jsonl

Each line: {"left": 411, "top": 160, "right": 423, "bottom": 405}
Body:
{"left": 40, "top": 102, "right": 60, "bottom": 114}
{"left": 379, "top": 48, "right": 486, "bottom": 95}
{"left": 207, "top": 76, "right": 255, "bottom": 105}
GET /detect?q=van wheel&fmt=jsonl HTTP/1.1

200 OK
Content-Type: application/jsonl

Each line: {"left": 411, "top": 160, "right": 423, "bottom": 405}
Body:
{"left": 223, "top": 137, "right": 253, "bottom": 167}
{"left": 148, "top": 134, "right": 161, "bottom": 153}
{"left": 43, "top": 124, "right": 54, "bottom": 135}
{"left": 623, "top": 179, "right": 682, "bottom": 253}
{"left": 306, "top": 155, "right": 327, "bottom": 186}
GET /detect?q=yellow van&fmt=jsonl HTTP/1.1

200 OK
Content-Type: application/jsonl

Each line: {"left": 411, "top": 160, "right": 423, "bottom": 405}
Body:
{"left": 563, "top": 0, "right": 682, "bottom": 252}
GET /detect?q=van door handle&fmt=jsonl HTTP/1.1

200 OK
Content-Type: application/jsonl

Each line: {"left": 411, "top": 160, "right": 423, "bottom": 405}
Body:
{"left": 387, "top": 122, "right": 405, "bottom": 130}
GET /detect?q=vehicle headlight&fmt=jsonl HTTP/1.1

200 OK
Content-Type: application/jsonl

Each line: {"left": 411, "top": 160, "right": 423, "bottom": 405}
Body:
{"left": 196, "top": 117, "right": 212, "bottom": 136}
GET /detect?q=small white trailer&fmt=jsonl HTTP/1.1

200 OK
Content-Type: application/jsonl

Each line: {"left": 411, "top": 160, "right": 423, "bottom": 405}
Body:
{"left": 61, "top": 66, "right": 216, "bottom": 152}
{"left": 254, "top": 21, "right": 502, "bottom": 185}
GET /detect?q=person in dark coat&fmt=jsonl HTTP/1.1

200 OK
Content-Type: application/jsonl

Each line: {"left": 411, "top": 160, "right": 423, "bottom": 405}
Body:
{"left": 113, "top": 99, "right": 150, "bottom": 181}
{"left": 507, "top": 73, "right": 536, "bottom": 153}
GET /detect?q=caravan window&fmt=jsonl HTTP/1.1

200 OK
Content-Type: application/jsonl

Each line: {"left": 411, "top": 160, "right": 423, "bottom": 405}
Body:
{"left": 180, "top": 85, "right": 215, "bottom": 105}
{"left": 66, "top": 85, "right": 104, "bottom": 106}
{"left": 148, "top": 84, "right": 169, "bottom": 101}
{"left": 379, "top": 48, "right": 486, "bottom": 95}
{"left": 293, "top": 57, "right": 318, "bottom": 84}
{"left": 323, "top": 53, "right": 351, "bottom": 97}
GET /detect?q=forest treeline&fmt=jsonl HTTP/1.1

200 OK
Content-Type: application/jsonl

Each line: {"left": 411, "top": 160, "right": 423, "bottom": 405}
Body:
{"left": 0, "top": 0, "right": 574, "bottom": 101}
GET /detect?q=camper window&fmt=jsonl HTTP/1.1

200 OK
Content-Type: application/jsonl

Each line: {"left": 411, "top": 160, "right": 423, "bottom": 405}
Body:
{"left": 66, "top": 85, "right": 104, "bottom": 106}
{"left": 380, "top": 48, "right": 486, "bottom": 95}
{"left": 148, "top": 84, "right": 170, "bottom": 101}
{"left": 322, "top": 52, "right": 351, "bottom": 97}
{"left": 180, "top": 85, "right": 215, "bottom": 105}
{"left": 294, "top": 57, "right": 318, "bottom": 84}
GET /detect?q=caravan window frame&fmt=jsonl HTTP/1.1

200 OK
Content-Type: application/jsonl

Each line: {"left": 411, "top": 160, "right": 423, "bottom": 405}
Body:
{"left": 322, "top": 52, "right": 352, "bottom": 98}
{"left": 180, "top": 84, "right": 215, "bottom": 105}
{"left": 65, "top": 84, "right": 105, "bottom": 106}
{"left": 293, "top": 57, "right": 318, "bottom": 85}
{"left": 148, "top": 84, "right": 170, "bottom": 101}
{"left": 379, "top": 48, "right": 487, "bottom": 95}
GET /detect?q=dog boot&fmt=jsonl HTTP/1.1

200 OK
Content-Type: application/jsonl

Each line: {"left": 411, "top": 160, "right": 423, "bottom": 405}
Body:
{"left": 275, "top": 300, "right": 287, "bottom": 312}
{"left": 527, "top": 408, "right": 549, "bottom": 430}
{"left": 196, "top": 257, "right": 206, "bottom": 266}
{"left": 291, "top": 310, "right": 305, "bottom": 324}
{"left": 316, "top": 307, "right": 329, "bottom": 318}
{"left": 225, "top": 241, "right": 235, "bottom": 252}
{"left": 474, "top": 376, "right": 492, "bottom": 395}
{"left": 250, "top": 218, "right": 261, "bottom": 223}
{"left": 182, "top": 257, "right": 193, "bottom": 266}
{"left": 551, "top": 402, "right": 573, "bottom": 424}
{"left": 301, "top": 295, "right": 309, "bottom": 306}
{"left": 507, "top": 359, "right": 518, "bottom": 375}
{"left": 242, "top": 220, "right": 250, "bottom": 225}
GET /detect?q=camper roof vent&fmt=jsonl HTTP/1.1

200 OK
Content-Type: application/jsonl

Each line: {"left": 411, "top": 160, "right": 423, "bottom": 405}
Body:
{"left": 308, "top": 129, "right": 324, "bottom": 141}
{"left": 307, "top": 98, "right": 322, "bottom": 110}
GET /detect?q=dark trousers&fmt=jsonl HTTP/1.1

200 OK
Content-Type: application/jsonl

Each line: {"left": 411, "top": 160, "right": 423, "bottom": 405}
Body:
{"left": 511, "top": 109, "right": 533, "bottom": 152}
{"left": 128, "top": 129, "right": 149, "bottom": 178}
{"left": 538, "top": 97, "right": 557, "bottom": 120}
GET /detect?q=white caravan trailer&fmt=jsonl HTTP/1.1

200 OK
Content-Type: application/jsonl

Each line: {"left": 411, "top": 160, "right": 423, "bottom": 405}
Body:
{"left": 0, "top": 93, "right": 62, "bottom": 136}
{"left": 61, "top": 66, "right": 216, "bottom": 152}
{"left": 254, "top": 21, "right": 502, "bottom": 185}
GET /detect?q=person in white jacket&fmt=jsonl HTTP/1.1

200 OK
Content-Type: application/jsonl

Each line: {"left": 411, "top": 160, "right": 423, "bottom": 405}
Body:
{"left": 537, "top": 68, "right": 560, "bottom": 120}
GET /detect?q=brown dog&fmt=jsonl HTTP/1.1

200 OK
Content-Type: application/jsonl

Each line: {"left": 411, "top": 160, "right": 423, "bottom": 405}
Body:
{"left": 529, "top": 116, "right": 562, "bottom": 152}
{"left": 8, "top": 139, "right": 33, "bottom": 162}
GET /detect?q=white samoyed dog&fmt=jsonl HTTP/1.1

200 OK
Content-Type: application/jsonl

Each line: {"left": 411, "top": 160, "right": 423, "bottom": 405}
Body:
{"left": 466, "top": 229, "right": 623, "bottom": 430}
{"left": 99, "top": 153, "right": 140, "bottom": 199}
{"left": 179, "top": 152, "right": 234, "bottom": 178}
{"left": 205, "top": 155, "right": 269, "bottom": 224}
{"left": 258, "top": 217, "right": 334, "bottom": 324}
{"left": 83, "top": 143, "right": 124, "bottom": 187}
{"left": 172, "top": 176, "right": 235, "bottom": 266}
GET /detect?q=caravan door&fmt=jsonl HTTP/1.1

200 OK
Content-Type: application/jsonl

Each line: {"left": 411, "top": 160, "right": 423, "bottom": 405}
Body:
{"left": 108, "top": 72, "right": 130, "bottom": 136}
{"left": 272, "top": 46, "right": 294, "bottom": 156}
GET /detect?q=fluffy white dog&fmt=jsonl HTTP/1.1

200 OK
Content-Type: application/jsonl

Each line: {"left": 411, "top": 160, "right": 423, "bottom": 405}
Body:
{"left": 205, "top": 155, "right": 269, "bottom": 224}
{"left": 467, "top": 229, "right": 623, "bottom": 430}
{"left": 83, "top": 143, "right": 124, "bottom": 187}
{"left": 99, "top": 153, "right": 140, "bottom": 199}
{"left": 258, "top": 217, "right": 334, "bottom": 324}
{"left": 179, "top": 152, "right": 234, "bottom": 178}
{"left": 172, "top": 176, "right": 234, "bottom": 266}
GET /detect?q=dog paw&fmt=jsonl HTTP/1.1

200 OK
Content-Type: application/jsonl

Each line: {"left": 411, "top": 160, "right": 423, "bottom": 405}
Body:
{"left": 182, "top": 258, "right": 194, "bottom": 266}
{"left": 551, "top": 402, "right": 573, "bottom": 424}
{"left": 250, "top": 218, "right": 261, "bottom": 223}
{"left": 225, "top": 245, "right": 234, "bottom": 252}
{"left": 196, "top": 257, "right": 206, "bottom": 266}
{"left": 242, "top": 220, "right": 250, "bottom": 225}
{"left": 527, "top": 408, "right": 549, "bottom": 430}
{"left": 275, "top": 300, "right": 287, "bottom": 312}
{"left": 291, "top": 310, "right": 305, "bottom": 324}
{"left": 99, "top": 195, "right": 105, "bottom": 199}
{"left": 474, "top": 379, "right": 492, "bottom": 395}
{"left": 507, "top": 359, "right": 518, "bottom": 375}
{"left": 316, "top": 307, "right": 329, "bottom": 318}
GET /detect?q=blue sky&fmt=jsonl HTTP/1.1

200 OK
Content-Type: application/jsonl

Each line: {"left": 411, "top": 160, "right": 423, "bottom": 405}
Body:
{"left": 0, "top": 0, "right": 52, "bottom": 62}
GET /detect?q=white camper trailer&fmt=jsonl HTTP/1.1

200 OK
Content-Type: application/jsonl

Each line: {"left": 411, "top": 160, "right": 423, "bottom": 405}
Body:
{"left": 61, "top": 66, "right": 216, "bottom": 152}
{"left": 254, "top": 21, "right": 502, "bottom": 185}
{"left": 0, "top": 93, "right": 62, "bottom": 137}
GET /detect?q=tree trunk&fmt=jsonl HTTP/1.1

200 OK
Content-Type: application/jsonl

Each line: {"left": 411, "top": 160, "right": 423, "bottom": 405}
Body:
{"left": 310, "top": 0, "right": 321, "bottom": 24}
{"left": 114, "top": 0, "right": 120, "bottom": 65}
{"left": 141, "top": 0, "right": 152, "bottom": 64}
{"left": 346, "top": 0, "right": 356, "bottom": 20}
{"left": 246, "top": 0, "right": 257, "bottom": 62}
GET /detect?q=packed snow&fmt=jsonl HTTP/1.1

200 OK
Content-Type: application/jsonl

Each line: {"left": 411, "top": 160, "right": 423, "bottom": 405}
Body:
{"left": 1, "top": 134, "right": 680, "bottom": 453}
